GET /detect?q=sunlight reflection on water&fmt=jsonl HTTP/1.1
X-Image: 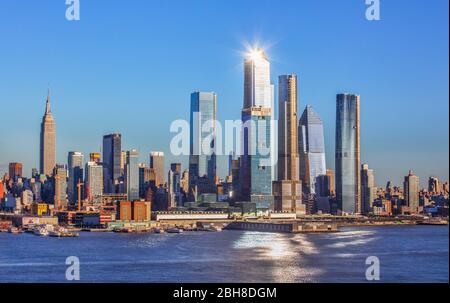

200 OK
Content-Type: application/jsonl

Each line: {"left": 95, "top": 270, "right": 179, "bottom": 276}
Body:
{"left": 233, "top": 231, "right": 325, "bottom": 282}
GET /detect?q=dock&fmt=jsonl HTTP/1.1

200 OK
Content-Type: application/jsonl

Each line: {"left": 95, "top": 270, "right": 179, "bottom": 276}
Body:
{"left": 225, "top": 221, "right": 338, "bottom": 233}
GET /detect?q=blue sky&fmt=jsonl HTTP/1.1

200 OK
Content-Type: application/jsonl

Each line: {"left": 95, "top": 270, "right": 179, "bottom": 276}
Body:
{"left": 0, "top": 0, "right": 448, "bottom": 187}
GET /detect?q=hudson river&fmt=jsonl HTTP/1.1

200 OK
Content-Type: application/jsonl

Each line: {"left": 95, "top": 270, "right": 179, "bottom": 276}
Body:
{"left": 0, "top": 226, "right": 448, "bottom": 283}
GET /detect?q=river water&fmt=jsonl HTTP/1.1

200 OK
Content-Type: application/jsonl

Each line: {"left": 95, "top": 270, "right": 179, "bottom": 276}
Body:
{"left": 0, "top": 225, "right": 447, "bottom": 282}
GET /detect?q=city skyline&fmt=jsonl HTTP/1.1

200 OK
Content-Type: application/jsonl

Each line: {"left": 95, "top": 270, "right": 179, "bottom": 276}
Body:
{"left": 0, "top": 1, "right": 448, "bottom": 188}
{"left": 0, "top": 1, "right": 448, "bottom": 286}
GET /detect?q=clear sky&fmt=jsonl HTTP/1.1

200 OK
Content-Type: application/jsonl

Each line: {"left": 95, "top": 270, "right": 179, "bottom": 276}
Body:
{"left": 0, "top": 0, "right": 448, "bottom": 188}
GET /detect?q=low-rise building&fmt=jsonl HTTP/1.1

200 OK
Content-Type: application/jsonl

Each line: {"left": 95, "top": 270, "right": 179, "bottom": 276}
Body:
{"left": 153, "top": 211, "right": 229, "bottom": 222}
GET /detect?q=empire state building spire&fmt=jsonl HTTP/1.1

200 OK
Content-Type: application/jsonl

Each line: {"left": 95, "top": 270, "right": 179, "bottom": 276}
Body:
{"left": 40, "top": 90, "right": 56, "bottom": 176}
{"left": 45, "top": 90, "right": 51, "bottom": 114}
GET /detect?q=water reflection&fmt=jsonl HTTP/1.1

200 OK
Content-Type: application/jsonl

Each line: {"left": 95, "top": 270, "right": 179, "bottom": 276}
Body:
{"left": 326, "top": 229, "right": 378, "bottom": 248}
{"left": 233, "top": 231, "right": 324, "bottom": 282}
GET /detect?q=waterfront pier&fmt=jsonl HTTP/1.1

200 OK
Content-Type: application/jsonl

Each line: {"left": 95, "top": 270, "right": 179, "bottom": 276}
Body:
{"left": 225, "top": 221, "right": 338, "bottom": 233}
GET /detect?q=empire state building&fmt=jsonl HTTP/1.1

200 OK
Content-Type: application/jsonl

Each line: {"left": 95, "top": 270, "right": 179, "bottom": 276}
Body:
{"left": 40, "top": 92, "right": 56, "bottom": 176}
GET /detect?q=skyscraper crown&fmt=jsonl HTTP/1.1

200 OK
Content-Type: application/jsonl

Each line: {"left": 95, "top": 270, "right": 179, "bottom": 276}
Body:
{"left": 300, "top": 105, "right": 323, "bottom": 124}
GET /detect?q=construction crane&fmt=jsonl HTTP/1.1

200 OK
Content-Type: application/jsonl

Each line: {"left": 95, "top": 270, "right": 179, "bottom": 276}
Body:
{"left": 77, "top": 181, "right": 84, "bottom": 211}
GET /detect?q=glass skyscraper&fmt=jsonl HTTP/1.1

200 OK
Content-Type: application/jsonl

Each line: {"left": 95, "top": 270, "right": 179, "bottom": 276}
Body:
{"left": 102, "top": 133, "right": 122, "bottom": 193}
{"left": 125, "top": 149, "right": 139, "bottom": 201}
{"left": 189, "top": 91, "right": 217, "bottom": 191}
{"left": 239, "top": 49, "right": 274, "bottom": 205}
{"left": 298, "top": 105, "right": 326, "bottom": 195}
{"left": 335, "top": 93, "right": 361, "bottom": 214}
{"left": 67, "top": 151, "right": 84, "bottom": 204}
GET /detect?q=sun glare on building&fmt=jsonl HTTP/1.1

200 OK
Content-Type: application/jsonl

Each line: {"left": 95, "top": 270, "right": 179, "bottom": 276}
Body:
{"left": 247, "top": 48, "right": 266, "bottom": 61}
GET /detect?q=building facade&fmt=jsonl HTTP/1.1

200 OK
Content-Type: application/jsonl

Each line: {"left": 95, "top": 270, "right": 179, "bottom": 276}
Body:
{"left": 68, "top": 152, "right": 84, "bottom": 204}
{"left": 298, "top": 105, "right": 327, "bottom": 195}
{"left": 273, "top": 74, "right": 303, "bottom": 213}
{"left": 8, "top": 163, "right": 23, "bottom": 180}
{"left": 361, "top": 164, "right": 376, "bottom": 214}
{"left": 150, "top": 151, "right": 165, "bottom": 187}
{"left": 125, "top": 150, "right": 139, "bottom": 201}
{"left": 102, "top": 134, "right": 122, "bottom": 193}
{"left": 239, "top": 49, "right": 274, "bottom": 207}
{"left": 53, "top": 164, "right": 67, "bottom": 209}
{"left": 404, "top": 170, "right": 420, "bottom": 214}
{"left": 40, "top": 93, "right": 56, "bottom": 176}
{"left": 168, "top": 163, "right": 182, "bottom": 208}
{"left": 335, "top": 93, "right": 361, "bottom": 214}
{"left": 85, "top": 161, "right": 103, "bottom": 203}
{"left": 139, "top": 164, "right": 154, "bottom": 199}
{"left": 189, "top": 91, "right": 217, "bottom": 191}
{"left": 428, "top": 177, "right": 440, "bottom": 194}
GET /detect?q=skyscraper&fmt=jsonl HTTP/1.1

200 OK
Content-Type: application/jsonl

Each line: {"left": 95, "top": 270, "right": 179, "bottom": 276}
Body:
{"left": 273, "top": 74, "right": 302, "bottom": 213}
{"left": 40, "top": 92, "right": 56, "bottom": 176}
{"left": 103, "top": 134, "right": 122, "bottom": 193}
{"left": 8, "top": 163, "right": 23, "bottom": 180}
{"left": 85, "top": 161, "right": 103, "bottom": 203}
{"left": 361, "top": 164, "right": 376, "bottom": 214}
{"left": 243, "top": 49, "right": 273, "bottom": 109}
{"left": 125, "top": 149, "right": 139, "bottom": 201}
{"left": 189, "top": 91, "right": 217, "bottom": 190}
{"left": 68, "top": 152, "right": 84, "bottom": 204}
{"left": 428, "top": 177, "right": 440, "bottom": 194}
{"left": 239, "top": 48, "right": 274, "bottom": 207}
{"left": 277, "top": 75, "right": 299, "bottom": 181}
{"left": 315, "top": 174, "right": 332, "bottom": 197}
{"left": 150, "top": 151, "right": 165, "bottom": 187}
{"left": 326, "top": 169, "right": 335, "bottom": 196}
{"left": 53, "top": 164, "right": 67, "bottom": 210}
{"left": 139, "top": 163, "right": 153, "bottom": 199}
{"left": 89, "top": 152, "right": 101, "bottom": 164}
{"left": 180, "top": 170, "right": 189, "bottom": 194}
{"left": 404, "top": 170, "right": 420, "bottom": 214}
{"left": 168, "top": 163, "right": 182, "bottom": 208}
{"left": 335, "top": 93, "right": 361, "bottom": 214}
{"left": 120, "top": 151, "right": 127, "bottom": 175}
{"left": 0, "top": 182, "right": 5, "bottom": 200}
{"left": 299, "top": 105, "right": 327, "bottom": 195}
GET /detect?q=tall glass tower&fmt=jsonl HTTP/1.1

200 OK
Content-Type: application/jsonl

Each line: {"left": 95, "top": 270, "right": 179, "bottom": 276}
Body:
{"left": 102, "top": 133, "right": 122, "bottom": 193}
{"left": 299, "top": 105, "right": 327, "bottom": 195}
{"left": 125, "top": 149, "right": 139, "bottom": 201}
{"left": 189, "top": 91, "right": 217, "bottom": 191}
{"left": 335, "top": 93, "right": 361, "bottom": 214}
{"left": 239, "top": 49, "right": 274, "bottom": 207}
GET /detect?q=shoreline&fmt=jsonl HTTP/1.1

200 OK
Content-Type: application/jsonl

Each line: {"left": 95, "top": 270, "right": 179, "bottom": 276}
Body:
{"left": 1, "top": 220, "right": 447, "bottom": 237}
